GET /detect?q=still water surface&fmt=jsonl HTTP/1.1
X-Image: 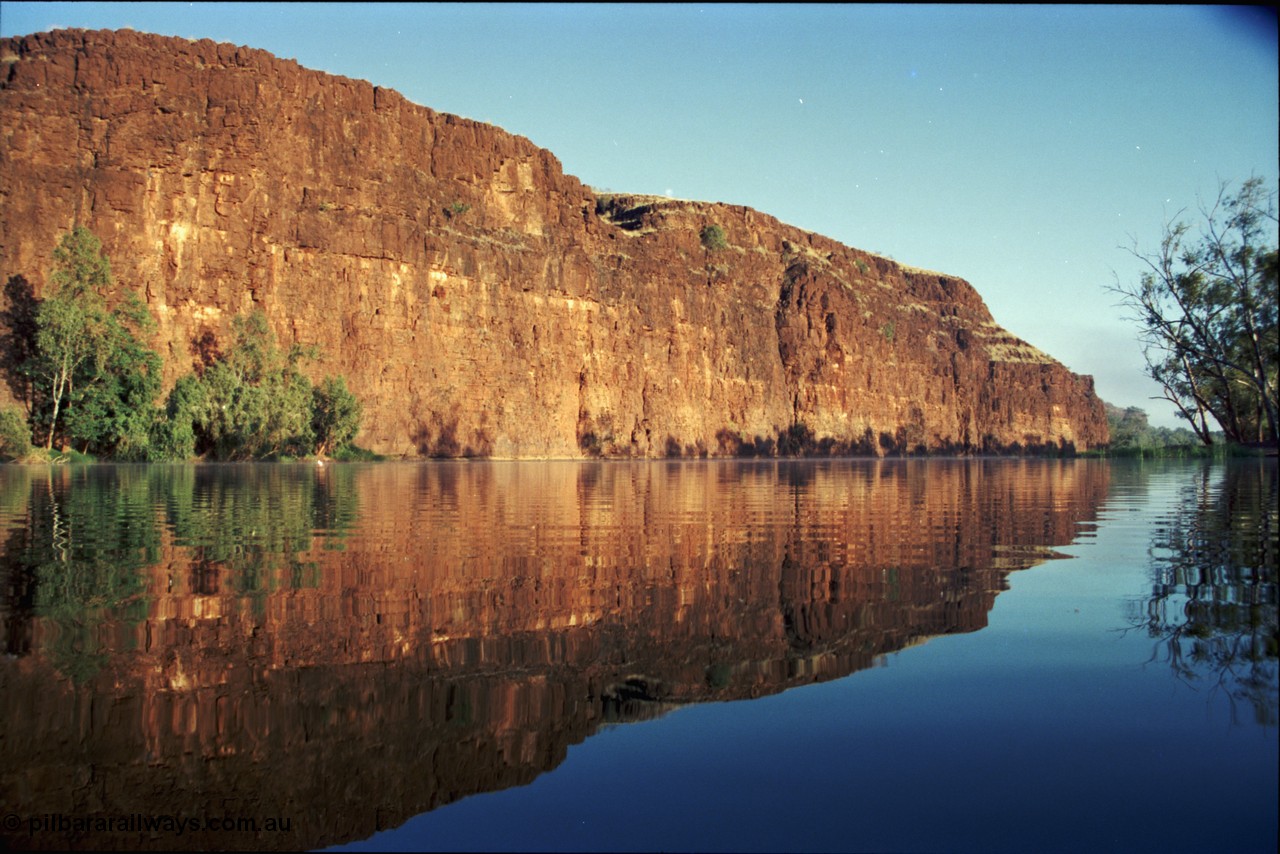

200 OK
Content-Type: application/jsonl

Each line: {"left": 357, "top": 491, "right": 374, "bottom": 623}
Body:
{"left": 0, "top": 459, "right": 1275, "bottom": 852}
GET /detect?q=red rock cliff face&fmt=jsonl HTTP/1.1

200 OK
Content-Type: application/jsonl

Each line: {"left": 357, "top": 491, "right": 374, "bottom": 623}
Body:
{"left": 0, "top": 29, "right": 1109, "bottom": 457}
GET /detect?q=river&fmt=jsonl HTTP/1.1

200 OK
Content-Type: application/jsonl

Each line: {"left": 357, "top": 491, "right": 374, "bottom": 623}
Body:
{"left": 0, "top": 458, "right": 1275, "bottom": 852}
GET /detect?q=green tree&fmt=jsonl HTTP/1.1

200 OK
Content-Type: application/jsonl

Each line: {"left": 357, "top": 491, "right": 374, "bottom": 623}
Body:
{"left": 63, "top": 293, "right": 163, "bottom": 458}
{"left": 1106, "top": 404, "right": 1152, "bottom": 450}
{"left": 170, "top": 309, "right": 325, "bottom": 459}
{"left": 1113, "top": 178, "right": 1279, "bottom": 445}
{"left": 26, "top": 228, "right": 164, "bottom": 456}
{"left": 30, "top": 228, "right": 110, "bottom": 449}
{"left": 311, "top": 375, "right": 362, "bottom": 456}
{"left": 0, "top": 404, "right": 32, "bottom": 459}
{"left": 149, "top": 372, "right": 205, "bottom": 460}
{"left": 1104, "top": 402, "right": 1200, "bottom": 453}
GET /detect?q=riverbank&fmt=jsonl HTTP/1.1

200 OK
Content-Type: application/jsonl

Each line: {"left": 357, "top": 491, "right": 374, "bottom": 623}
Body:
{"left": 1, "top": 445, "right": 384, "bottom": 465}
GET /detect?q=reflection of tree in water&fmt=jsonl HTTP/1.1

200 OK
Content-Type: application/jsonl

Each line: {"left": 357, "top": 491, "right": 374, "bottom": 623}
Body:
{"left": 1128, "top": 461, "right": 1278, "bottom": 725}
{"left": 161, "top": 464, "right": 360, "bottom": 598}
{"left": 1, "top": 466, "right": 157, "bottom": 680}
{"left": 0, "top": 464, "right": 361, "bottom": 679}
{"left": 0, "top": 460, "right": 1114, "bottom": 851}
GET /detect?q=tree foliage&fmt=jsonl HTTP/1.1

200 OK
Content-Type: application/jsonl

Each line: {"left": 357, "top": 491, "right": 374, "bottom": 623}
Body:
{"left": 158, "top": 309, "right": 362, "bottom": 460}
{"left": 311, "top": 375, "right": 362, "bottom": 457}
{"left": 150, "top": 373, "right": 204, "bottom": 461}
{"left": 0, "top": 405, "right": 32, "bottom": 459}
{"left": 3, "top": 229, "right": 363, "bottom": 462}
{"left": 189, "top": 310, "right": 316, "bottom": 459}
{"left": 63, "top": 293, "right": 163, "bottom": 459}
{"left": 24, "top": 227, "right": 162, "bottom": 455}
{"left": 1113, "top": 178, "right": 1279, "bottom": 445}
{"left": 1104, "top": 403, "right": 1200, "bottom": 452}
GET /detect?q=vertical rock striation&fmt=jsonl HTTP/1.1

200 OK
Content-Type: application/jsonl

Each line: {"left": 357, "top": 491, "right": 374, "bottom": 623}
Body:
{"left": 0, "top": 29, "right": 1108, "bottom": 457}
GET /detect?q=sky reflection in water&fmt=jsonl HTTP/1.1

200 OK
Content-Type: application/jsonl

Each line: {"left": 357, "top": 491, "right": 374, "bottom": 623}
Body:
{"left": 0, "top": 459, "right": 1274, "bottom": 852}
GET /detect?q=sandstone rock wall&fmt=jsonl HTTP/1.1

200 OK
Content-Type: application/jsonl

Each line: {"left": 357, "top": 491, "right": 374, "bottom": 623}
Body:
{"left": 0, "top": 29, "right": 1109, "bottom": 457}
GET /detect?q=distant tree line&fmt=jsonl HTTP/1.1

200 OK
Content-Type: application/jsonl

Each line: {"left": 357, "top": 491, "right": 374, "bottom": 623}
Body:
{"left": 1104, "top": 403, "right": 1203, "bottom": 455}
{"left": 0, "top": 227, "right": 362, "bottom": 461}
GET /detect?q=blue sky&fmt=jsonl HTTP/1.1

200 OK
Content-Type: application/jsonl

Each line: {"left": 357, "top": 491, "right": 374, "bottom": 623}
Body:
{"left": 3, "top": 4, "right": 1276, "bottom": 427}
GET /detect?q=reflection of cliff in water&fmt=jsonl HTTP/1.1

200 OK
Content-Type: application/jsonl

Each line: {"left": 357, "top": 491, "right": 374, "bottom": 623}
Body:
{"left": 0, "top": 460, "right": 1108, "bottom": 850}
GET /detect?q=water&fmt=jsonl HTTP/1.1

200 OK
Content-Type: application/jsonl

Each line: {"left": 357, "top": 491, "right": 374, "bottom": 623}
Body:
{"left": 0, "top": 458, "right": 1275, "bottom": 852}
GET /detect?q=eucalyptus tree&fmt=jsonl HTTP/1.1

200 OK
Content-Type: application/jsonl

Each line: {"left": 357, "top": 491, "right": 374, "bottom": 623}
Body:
{"left": 164, "top": 308, "right": 362, "bottom": 459}
{"left": 1113, "top": 178, "right": 1278, "bottom": 445}
{"left": 28, "top": 226, "right": 162, "bottom": 454}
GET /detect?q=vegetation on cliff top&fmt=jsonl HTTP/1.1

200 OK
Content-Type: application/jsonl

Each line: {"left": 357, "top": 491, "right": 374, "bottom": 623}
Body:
{"left": 1, "top": 227, "right": 363, "bottom": 462}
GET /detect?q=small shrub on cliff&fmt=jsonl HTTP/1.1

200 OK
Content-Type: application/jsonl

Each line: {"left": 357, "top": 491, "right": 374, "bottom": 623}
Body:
{"left": 444, "top": 202, "right": 471, "bottom": 219}
{"left": 700, "top": 224, "right": 728, "bottom": 251}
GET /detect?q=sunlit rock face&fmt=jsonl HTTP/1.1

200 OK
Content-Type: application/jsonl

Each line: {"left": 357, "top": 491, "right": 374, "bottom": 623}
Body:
{"left": 0, "top": 460, "right": 1110, "bottom": 850}
{"left": 0, "top": 29, "right": 1108, "bottom": 456}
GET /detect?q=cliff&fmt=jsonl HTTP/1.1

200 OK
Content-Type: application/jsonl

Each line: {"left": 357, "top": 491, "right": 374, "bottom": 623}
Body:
{"left": 0, "top": 28, "right": 1109, "bottom": 457}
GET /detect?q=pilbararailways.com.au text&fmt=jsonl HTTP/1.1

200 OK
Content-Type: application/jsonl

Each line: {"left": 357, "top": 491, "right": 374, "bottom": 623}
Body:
{"left": 5, "top": 812, "right": 293, "bottom": 837}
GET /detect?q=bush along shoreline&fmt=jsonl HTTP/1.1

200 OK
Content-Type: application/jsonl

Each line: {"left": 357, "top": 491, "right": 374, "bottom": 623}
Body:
{"left": 1092, "top": 402, "right": 1277, "bottom": 459}
{"left": 1, "top": 227, "right": 367, "bottom": 463}
{"left": 4, "top": 230, "right": 1272, "bottom": 465}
